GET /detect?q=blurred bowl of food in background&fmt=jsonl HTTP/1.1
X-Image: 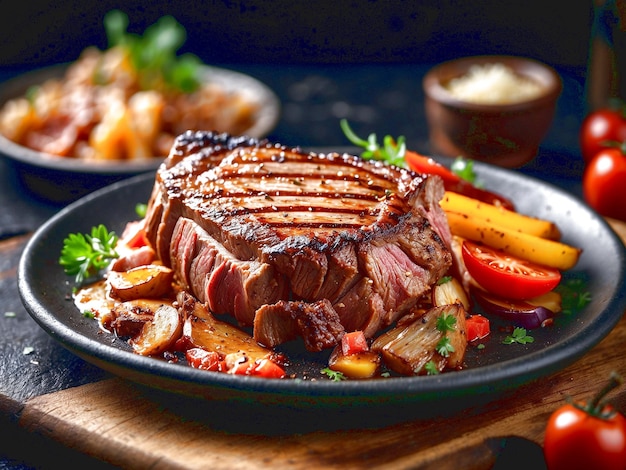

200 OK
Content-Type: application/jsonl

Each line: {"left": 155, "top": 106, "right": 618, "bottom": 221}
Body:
{"left": 0, "top": 11, "right": 280, "bottom": 204}
{"left": 422, "top": 55, "right": 562, "bottom": 168}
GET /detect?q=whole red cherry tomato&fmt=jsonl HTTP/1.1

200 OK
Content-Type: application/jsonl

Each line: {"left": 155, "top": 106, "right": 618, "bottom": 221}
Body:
{"left": 582, "top": 147, "right": 626, "bottom": 221}
{"left": 580, "top": 107, "right": 626, "bottom": 163}
{"left": 544, "top": 372, "right": 626, "bottom": 470}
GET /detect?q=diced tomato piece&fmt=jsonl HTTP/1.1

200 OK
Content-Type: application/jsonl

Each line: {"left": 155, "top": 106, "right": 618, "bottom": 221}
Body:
{"left": 465, "top": 314, "right": 490, "bottom": 342}
{"left": 341, "top": 330, "right": 369, "bottom": 356}
{"left": 186, "top": 348, "right": 221, "bottom": 371}
{"left": 250, "top": 358, "right": 287, "bottom": 379}
{"left": 229, "top": 360, "right": 252, "bottom": 375}
{"left": 120, "top": 221, "right": 150, "bottom": 249}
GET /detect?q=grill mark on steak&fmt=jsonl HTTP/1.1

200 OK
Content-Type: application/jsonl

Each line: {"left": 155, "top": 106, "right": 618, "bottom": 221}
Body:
{"left": 145, "top": 131, "right": 453, "bottom": 350}
{"left": 157, "top": 144, "right": 420, "bottom": 252}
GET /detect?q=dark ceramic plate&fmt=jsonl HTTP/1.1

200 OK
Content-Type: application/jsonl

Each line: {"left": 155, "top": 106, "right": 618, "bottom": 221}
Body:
{"left": 17, "top": 163, "right": 626, "bottom": 411}
{"left": 0, "top": 65, "right": 280, "bottom": 204}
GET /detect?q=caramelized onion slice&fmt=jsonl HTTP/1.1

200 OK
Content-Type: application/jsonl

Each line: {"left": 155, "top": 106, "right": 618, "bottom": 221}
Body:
{"left": 432, "top": 276, "right": 471, "bottom": 309}
{"left": 371, "top": 304, "right": 467, "bottom": 376}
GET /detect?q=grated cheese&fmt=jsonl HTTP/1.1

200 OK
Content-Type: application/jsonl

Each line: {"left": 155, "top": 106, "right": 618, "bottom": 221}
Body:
{"left": 445, "top": 63, "right": 544, "bottom": 105}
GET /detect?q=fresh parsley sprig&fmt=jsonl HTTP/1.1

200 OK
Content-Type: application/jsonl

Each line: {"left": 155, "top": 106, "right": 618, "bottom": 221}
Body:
{"left": 59, "top": 224, "right": 119, "bottom": 284}
{"left": 424, "top": 361, "right": 440, "bottom": 375}
{"left": 436, "top": 312, "right": 457, "bottom": 333}
{"left": 556, "top": 278, "right": 592, "bottom": 315}
{"left": 502, "top": 327, "right": 534, "bottom": 345}
{"left": 434, "top": 311, "right": 457, "bottom": 358}
{"left": 436, "top": 337, "right": 455, "bottom": 357}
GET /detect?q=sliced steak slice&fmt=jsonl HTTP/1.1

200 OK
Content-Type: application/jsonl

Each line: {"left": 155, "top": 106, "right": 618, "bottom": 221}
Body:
{"left": 332, "top": 277, "right": 385, "bottom": 337}
{"left": 253, "top": 299, "right": 345, "bottom": 352}
{"left": 170, "top": 217, "right": 288, "bottom": 325}
{"left": 145, "top": 130, "right": 452, "bottom": 349}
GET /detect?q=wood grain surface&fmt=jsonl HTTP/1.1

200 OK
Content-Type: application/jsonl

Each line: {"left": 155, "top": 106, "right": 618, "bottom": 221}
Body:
{"left": 8, "top": 220, "right": 626, "bottom": 469}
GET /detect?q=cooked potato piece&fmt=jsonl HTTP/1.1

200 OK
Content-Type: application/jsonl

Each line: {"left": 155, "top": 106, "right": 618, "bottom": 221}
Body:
{"left": 328, "top": 347, "right": 381, "bottom": 379}
{"left": 130, "top": 304, "right": 182, "bottom": 356}
{"left": 372, "top": 304, "right": 467, "bottom": 376}
{"left": 107, "top": 264, "right": 174, "bottom": 301}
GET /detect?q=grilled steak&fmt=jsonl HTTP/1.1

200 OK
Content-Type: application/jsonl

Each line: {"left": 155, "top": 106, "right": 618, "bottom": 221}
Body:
{"left": 144, "top": 131, "right": 452, "bottom": 351}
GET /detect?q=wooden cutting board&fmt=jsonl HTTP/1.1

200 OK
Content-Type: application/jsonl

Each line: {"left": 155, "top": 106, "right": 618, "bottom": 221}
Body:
{"left": 10, "top": 219, "right": 626, "bottom": 469}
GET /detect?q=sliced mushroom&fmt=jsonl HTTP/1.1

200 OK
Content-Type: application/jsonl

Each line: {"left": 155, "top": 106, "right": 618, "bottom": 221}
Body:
{"left": 130, "top": 304, "right": 182, "bottom": 356}
{"left": 107, "top": 264, "right": 174, "bottom": 301}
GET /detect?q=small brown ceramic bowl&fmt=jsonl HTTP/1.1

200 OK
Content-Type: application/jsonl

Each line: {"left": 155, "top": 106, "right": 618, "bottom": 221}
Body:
{"left": 422, "top": 55, "right": 562, "bottom": 168}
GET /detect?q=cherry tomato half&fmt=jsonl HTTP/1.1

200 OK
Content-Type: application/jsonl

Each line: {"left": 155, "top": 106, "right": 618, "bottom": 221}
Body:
{"left": 461, "top": 240, "right": 561, "bottom": 300}
{"left": 186, "top": 348, "right": 224, "bottom": 371}
{"left": 583, "top": 147, "right": 626, "bottom": 222}
{"left": 580, "top": 107, "right": 626, "bottom": 163}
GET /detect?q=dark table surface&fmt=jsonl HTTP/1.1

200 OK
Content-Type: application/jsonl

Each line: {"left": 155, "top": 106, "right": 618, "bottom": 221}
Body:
{"left": 0, "top": 62, "right": 589, "bottom": 469}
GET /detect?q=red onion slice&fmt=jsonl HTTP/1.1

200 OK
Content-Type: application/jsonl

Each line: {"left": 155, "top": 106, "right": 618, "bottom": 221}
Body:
{"left": 473, "top": 288, "right": 556, "bottom": 329}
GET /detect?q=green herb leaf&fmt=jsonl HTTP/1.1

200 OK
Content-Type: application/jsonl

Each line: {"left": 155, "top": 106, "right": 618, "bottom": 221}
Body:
{"left": 436, "top": 336, "right": 455, "bottom": 357}
{"left": 450, "top": 157, "right": 477, "bottom": 184}
{"left": 436, "top": 312, "right": 457, "bottom": 333}
{"left": 135, "top": 203, "right": 148, "bottom": 218}
{"left": 59, "top": 224, "right": 119, "bottom": 284}
{"left": 340, "top": 119, "right": 406, "bottom": 167}
{"left": 424, "top": 360, "right": 440, "bottom": 375}
{"left": 103, "top": 9, "right": 129, "bottom": 48}
{"left": 437, "top": 275, "right": 453, "bottom": 285}
{"left": 502, "top": 327, "right": 534, "bottom": 345}
{"left": 321, "top": 367, "right": 346, "bottom": 382}
{"left": 556, "top": 278, "right": 592, "bottom": 315}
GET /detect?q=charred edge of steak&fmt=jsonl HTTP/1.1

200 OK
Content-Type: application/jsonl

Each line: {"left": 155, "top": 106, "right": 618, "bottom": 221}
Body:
{"left": 163, "top": 130, "right": 267, "bottom": 167}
